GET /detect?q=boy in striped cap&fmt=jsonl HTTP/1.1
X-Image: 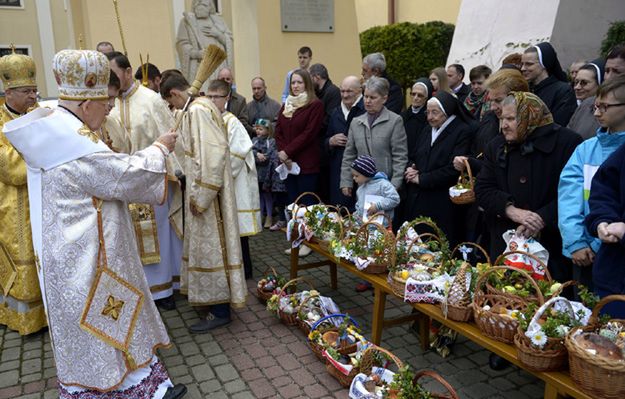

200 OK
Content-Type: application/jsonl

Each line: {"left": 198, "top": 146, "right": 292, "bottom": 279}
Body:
{"left": 351, "top": 154, "right": 400, "bottom": 225}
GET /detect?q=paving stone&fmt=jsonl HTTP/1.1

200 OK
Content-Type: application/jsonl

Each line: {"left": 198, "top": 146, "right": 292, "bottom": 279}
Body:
{"left": 20, "top": 360, "right": 41, "bottom": 375}
{"left": 224, "top": 379, "right": 247, "bottom": 394}
{"left": 214, "top": 364, "right": 239, "bottom": 382}
{"left": 22, "top": 380, "right": 45, "bottom": 394}
{"left": 199, "top": 379, "right": 223, "bottom": 394}
{"left": 0, "top": 361, "right": 19, "bottom": 373}
{"left": 0, "top": 347, "right": 20, "bottom": 362}
{"left": 19, "top": 374, "right": 42, "bottom": 384}
{"left": 304, "top": 383, "right": 330, "bottom": 398}
{"left": 190, "top": 364, "right": 215, "bottom": 382}
{"left": 278, "top": 383, "right": 302, "bottom": 399}
{"left": 0, "top": 385, "right": 21, "bottom": 399}
{"left": 3, "top": 339, "right": 21, "bottom": 349}
{"left": 208, "top": 354, "right": 229, "bottom": 366}
{"left": 0, "top": 370, "right": 19, "bottom": 388}
{"left": 230, "top": 391, "right": 256, "bottom": 399}
{"left": 14, "top": 394, "right": 39, "bottom": 399}
{"left": 248, "top": 377, "right": 277, "bottom": 398}
{"left": 43, "top": 390, "right": 58, "bottom": 399}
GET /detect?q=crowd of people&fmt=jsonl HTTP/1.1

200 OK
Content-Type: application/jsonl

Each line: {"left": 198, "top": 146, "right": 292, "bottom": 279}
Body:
{"left": 1, "top": 35, "right": 625, "bottom": 398}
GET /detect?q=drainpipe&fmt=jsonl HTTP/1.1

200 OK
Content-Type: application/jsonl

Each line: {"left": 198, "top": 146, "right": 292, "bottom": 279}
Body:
{"left": 388, "top": 0, "right": 395, "bottom": 25}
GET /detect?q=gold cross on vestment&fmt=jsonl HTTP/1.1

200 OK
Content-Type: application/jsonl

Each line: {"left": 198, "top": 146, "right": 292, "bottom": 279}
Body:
{"left": 102, "top": 295, "right": 125, "bottom": 321}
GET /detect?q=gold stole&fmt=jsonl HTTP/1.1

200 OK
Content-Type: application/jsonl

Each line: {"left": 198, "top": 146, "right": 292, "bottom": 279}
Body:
{"left": 128, "top": 204, "right": 161, "bottom": 265}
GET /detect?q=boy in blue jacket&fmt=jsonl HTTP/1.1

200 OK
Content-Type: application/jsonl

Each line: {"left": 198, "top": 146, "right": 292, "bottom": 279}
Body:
{"left": 352, "top": 155, "right": 400, "bottom": 223}
{"left": 559, "top": 76, "right": 625, "bottom": 295}
{"left": 351, "top": 155, "right": 400, "bottom": 292}
{"left": 584, "top": 76, "right": 625, "bottom": 318}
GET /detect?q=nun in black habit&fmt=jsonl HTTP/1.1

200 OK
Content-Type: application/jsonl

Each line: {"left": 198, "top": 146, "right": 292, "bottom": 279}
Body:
{"left": 401, "top": 78, "right": 434, "bottom": 156}
{"left": 522, "top": 42, "right": 578, "bottom": 126}
{"left": 403, "top": 91, "right": 476, "bottom": 246}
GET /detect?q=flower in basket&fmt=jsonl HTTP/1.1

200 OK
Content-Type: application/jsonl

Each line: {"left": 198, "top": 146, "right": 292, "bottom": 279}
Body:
{"left": 303, "top": 204, "right": 343, "bottom": 242}
{"left": 266, "top": 294, "right": 280, "bottom": 314}
{"left": 257, "top": 273, "right": 287, "bottom": 293}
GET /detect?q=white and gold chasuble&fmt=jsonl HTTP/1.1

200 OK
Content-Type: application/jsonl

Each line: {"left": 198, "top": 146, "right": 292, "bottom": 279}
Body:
{"left": 178, "top": 98, "right": 246, "bottom": 307}
{"left": 3, "top": 108, "right": 171, "bottom": 391}
{"left": 0, "top": 104, "right": 46, "bottom": 335}
{"left": 222, "top": 111, "right": 262, "bottom": 236}
{"left": 109, "top": 82, "right": 183, "bottom": 298}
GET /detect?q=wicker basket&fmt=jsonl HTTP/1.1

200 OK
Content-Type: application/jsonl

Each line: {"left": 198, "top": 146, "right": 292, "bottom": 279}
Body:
{"left": 352, "top": 220, "right": 396, "bottom": 274}
{"left": 515, "top": 296, "right": 577, "bottom": 371}
{"left": 308, "top": 204, "right": 344, "bottom": 251}
{"left": 256, "top": 266, "right": 281, "bottom": 304}
{"left": 488, "top": 251, "right": 552, "bottom": 303}
{"left": 449, "top": 158, "right": 475, "bottom": 205}
{"left": 473, "top": 266, "right": 545, "bottom": 343}
{"left": 441, "top": 262, "right": 474, "bottom": 322}
{"left": 287, "top": 192, "right": 323, "bottom": 242}
{"left": 390, "top": 232, "right": 442, "bottom": 298}
{"left": 326, "top": 345, "right": 402, "bottom": 389}
{"left": 297, "top": 291, "right": 321, "bottom": 335}
{"left": 565, "top": 295, "right": 625, "bottom": 399}
{"left": 412, "top": 370, "right": 460, "bottom": 399}
{"left": 308, "top": 314, "right": 359, "bottom": 361}
{"left": 441, "top": 242, "right": 491, "bottom": 322}
{"left": 277, "top": 277, "right": 315, "bottom": 327}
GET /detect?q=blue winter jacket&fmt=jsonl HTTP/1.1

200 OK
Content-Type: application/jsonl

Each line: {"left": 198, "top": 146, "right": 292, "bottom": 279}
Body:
{"left": 558, "top": 128, "right": 625, "bottom": 258}
{"left": 354, "top": 172, "right": 400, "bottom": 222}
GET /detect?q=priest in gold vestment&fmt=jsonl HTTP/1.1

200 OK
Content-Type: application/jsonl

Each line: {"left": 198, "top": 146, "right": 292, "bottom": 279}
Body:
{"left": 160, "top": 73, "right": 246, "bottom": 333}
{"left": 0, "top": 50, "right": 46, "bottom": 335}
{"left": 4, "top": 49, "right": 186, "bottom": 399}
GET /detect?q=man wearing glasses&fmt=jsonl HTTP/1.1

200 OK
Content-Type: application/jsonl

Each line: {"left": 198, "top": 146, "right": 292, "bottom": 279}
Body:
{"left": 0, "top": 49, "right": 47, "bottom": 335}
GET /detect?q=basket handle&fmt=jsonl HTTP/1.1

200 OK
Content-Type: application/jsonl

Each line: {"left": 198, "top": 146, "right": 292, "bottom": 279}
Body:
{"left": 401, "top": 232, "right": 442, "bottom": 253}
{"left": 310, "top": 313, "right": 360, "bottom": 331}
{"left": 291, "top": 191, "right": 323, "bottom": 220}
{"left": 451, "top": 241, "right": 491, "bottom": 265}
{"left": 278, "top": 277, "right": 315, "bottom": 299}
{"left": 494, "top": 250, "right": 552, "bottom": 282}
{"left": 455, "top": 157, "right": 474, "bottom": 189}
{"left": 360, "top": 344, "right": 404, "bottom": 376}
{"left": 587, "top": 294, "right": 625, "bottom": 325}
{"left": 321, "top": 205, "right": 344, "bottom": 241}
{"left": 474, "top": 265, "right": 545, "bottom": 305}
{"left": 297, "top": 291, "right": 320, "bottom": 318}
{"left": 413, "top": 370, "right": 459, "bottom": 399}
{"left": 261, "top": 266, "right": 279, "bottom": 279}
{"left": 365, "top": 211, "right": 392, "bottom": 229}
{"left": 527, "top": 296, "right": 575, "bottom": 333}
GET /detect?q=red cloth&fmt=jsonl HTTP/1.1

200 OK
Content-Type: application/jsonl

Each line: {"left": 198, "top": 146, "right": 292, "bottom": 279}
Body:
{"left": 275, "top": 99, "right": 324, "bottom": 174}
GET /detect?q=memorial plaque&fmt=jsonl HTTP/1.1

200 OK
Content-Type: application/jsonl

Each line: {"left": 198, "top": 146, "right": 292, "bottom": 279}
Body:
{"left": 281, "top": 0, "right": 334, "bottom": 32}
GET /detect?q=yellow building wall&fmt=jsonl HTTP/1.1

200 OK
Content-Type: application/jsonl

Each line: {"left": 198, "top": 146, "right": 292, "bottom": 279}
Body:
{"left": 355, "top": 0, "right": 461, "bottom": 32}
{"left": 75, "top": 0, "right": 177, "bottom": 77}
{"left": 254, "top": 0, "right": 362, "bottom": 102}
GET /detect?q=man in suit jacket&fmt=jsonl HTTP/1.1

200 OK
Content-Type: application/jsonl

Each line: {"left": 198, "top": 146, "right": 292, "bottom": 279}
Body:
{"left": 218, "top": 67, "right": 254, "bottom": 136}
{"left": 447, "top": 64, "right": 471, "bottom": 102}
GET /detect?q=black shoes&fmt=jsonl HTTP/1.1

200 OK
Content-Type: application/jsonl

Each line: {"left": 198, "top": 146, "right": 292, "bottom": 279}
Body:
{"left": 489, "top": 353, "right": 510, "bottom": 370}
{"left": 163, "top": 383, "right": 187, "bottom": 399}
{"left": 188, "top": 313, "right": 231, "bottom": 333}
{"left": 155, "top": 295, "right": 176, "bottom": 311}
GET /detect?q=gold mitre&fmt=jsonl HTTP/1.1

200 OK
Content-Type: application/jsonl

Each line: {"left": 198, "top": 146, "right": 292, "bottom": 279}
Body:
{"left": 0, "top": 49, "right": 37, "bottom": 89}
{"left": 53, "top": 49, "right": 109, "bottom": 101}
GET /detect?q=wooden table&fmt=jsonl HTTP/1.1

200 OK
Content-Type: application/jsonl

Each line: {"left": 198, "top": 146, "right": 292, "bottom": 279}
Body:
{"left": 288, "top": 239, "right": 593, "bottom": 399}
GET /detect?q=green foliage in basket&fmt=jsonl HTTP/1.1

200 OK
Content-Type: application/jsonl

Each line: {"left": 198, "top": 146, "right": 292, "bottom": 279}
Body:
{"left": 487, "top": 269, "right": 558, "bottom": 298}
{"left": 303, "top": 205, "right": 342, "bottom": 241}
{"left": 266, "top": 294, "right": 279, "bottom": 314}
{"left": 518, "top": 302, "right": 583, "bottom": 347}
{"left": 385, "top": 366, "right": 433, "bottom": 399}
{"left": 396, "top": 217, "right": 450, "bottom": 259}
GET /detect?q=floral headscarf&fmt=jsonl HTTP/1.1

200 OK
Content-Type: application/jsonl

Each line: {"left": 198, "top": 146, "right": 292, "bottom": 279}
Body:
{"left": 509, "top": 91, "right": 553, "bottom": 143}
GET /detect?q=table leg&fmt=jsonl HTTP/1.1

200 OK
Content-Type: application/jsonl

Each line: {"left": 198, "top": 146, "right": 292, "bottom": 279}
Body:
{"left": 418, "top": 313, "right": 430, "bottom": 351}
{"left": 330, "top": 262, "right": 337, "bottom": 290}
{"left": 543, "top": 384, "right": 564, "bottom": 399}
{"left": 290, "top": 244, "right": 300, "bottom": 280}
{"left": 371, "top": 288, "right": 386, "bottom": 345}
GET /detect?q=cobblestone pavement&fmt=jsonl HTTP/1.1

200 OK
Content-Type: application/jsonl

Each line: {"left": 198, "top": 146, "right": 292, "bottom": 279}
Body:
{"left": 0, "top": 230, "right": 544, "bottom": 399}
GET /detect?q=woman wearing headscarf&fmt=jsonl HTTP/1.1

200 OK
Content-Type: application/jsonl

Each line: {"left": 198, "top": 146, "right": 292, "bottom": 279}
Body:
{"left": 402, "top": 78, "right": 434, "bottom": 157}
{"left": 403, "top": 91, "right": 475, "bottom": 246}
{"left": 567, "top": 59, "right": 605, "bottom": 139}
{"left": 475, "top": 92, "right": 582, "bottom": 282}
{"left": 521, "top": 42, "right": 578, "bottom": 126}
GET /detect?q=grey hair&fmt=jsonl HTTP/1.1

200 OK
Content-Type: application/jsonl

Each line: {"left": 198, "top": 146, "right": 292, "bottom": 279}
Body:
{"left": 364, "top": 76, "right": 389, "bottom": 96}
{"left": 502, "top": 94, "right": 517, "bottom": 108}
{"left": 363, "top": 52, "right": 386, "bottom": 73}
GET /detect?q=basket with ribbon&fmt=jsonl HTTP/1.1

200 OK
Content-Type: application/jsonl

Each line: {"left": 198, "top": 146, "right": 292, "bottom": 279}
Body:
{"left": 449, "top": 157, "right": 475, "bottom": 205}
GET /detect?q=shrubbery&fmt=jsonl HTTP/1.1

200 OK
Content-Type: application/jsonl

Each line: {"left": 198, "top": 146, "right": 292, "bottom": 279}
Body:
{"left": 360, "top": 21, "right": 455, "bottom": 90}
{"left": 601, "top": 20, "right": 625, "bottom": 56}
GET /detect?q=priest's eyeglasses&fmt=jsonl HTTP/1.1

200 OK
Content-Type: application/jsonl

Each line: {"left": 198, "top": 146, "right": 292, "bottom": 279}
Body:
{"left": 593, "top": 102, "right": 625, "bottom": 113}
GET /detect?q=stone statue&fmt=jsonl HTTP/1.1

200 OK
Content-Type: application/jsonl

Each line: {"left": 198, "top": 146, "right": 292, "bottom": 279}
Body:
{"left": 176, "top": 0, "right": 233, "bottom": 89}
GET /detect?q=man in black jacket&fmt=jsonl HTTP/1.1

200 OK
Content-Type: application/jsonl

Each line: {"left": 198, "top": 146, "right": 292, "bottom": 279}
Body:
{"left": 447, "top": 64, "right": 471, "bottom": 102}
{"left": 521, "top": 42, "right": 577, "bottom": 126}
{"left": 362, "top": 52, "right": 403, "bottom": 114}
